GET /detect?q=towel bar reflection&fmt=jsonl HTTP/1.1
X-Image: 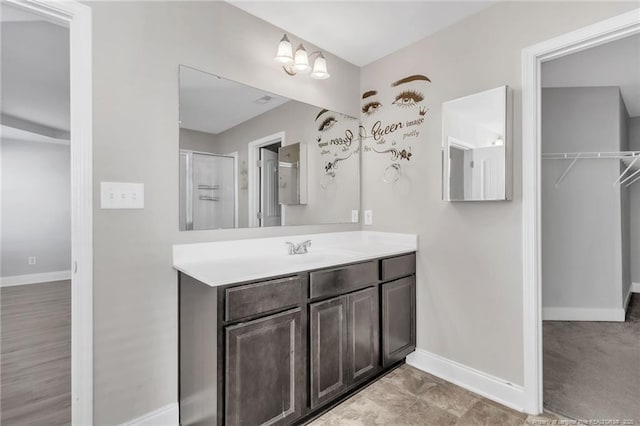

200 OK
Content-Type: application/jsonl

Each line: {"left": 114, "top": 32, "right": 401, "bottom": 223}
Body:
{"left": 198, "top": 184, "right": 220, "bottom": 190}
{"left": 199, "top": 196, "right": 220, "bottom": 201}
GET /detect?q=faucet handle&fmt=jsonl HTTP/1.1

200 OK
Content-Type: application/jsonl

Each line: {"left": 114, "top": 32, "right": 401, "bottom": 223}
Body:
{"left": 285, "top": 241, "right": 295, "bottom": 255}
{"left": 299, "top": 240, "right": 311, "bottom": 254}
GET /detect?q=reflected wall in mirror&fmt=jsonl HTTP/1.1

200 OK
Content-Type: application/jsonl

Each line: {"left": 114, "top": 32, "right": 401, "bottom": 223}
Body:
{"left": 442, "top": 86, "right": 512, "bottom": 201}
{"left": 178, "top": 65, "right": 360, "bottom": 230}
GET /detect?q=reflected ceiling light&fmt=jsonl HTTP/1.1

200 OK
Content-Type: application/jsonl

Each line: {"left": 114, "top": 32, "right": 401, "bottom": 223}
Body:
{"left": 275, "top": 33, "right": 330, "bottom": 80}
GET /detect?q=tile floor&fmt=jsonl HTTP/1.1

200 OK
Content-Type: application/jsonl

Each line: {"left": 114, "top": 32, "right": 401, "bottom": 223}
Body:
{"left": 309, "top": 364, "right": 561, "bottom": 425}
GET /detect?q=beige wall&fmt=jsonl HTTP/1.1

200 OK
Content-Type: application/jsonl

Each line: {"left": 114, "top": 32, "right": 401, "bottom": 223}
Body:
{"left": 90, "top": 2, "right": 360, "bottom": 423}
{"left": 179, "top": 128, "right": 218, "bottom": 153}
{"left": 541, "top": 88, "right": 627, "bottom": 310}
{"left": 359, "top": 1, "right": 637, "bottom": 386}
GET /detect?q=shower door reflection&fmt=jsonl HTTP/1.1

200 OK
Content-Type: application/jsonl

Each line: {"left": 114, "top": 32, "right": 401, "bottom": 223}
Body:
{"left": 180, "top": 150, "right": 236, "bottom": 230}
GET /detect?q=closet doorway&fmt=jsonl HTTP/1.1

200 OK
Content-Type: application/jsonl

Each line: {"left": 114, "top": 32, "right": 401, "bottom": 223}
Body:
{"left": 522, "top": 10, "right": 640, "bottom": 421}
{"left": 540, "top": 32, "right": 640, "bottom": 420}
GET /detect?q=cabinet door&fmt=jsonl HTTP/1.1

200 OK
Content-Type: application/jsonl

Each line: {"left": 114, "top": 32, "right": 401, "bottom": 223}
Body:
{"left": 382, "top": 276, "right": 416, "bottom": 367}
{"left": 347, "top": 287, "right": 379, "bottom": 384}
{"left": 225, "top": 309, "right": 303, "bottom": 426}
{"left": 309, "top": 296, "right": 348, "bottom": 408}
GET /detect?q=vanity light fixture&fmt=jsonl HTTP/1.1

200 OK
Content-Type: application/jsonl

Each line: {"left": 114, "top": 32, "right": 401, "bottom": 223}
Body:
{"left": 274, "top": 34, "right": 330, "bottom": 80}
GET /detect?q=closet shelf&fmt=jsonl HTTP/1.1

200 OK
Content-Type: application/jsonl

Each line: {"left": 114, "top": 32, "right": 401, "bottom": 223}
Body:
{"left": 542, "top": 151, "right": 640, "bottom": 187}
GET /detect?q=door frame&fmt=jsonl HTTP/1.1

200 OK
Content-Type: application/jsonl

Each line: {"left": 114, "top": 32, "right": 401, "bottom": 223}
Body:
{"left": 4, "top": 0, "right": 93, "bottom": 423}
{"left": 225, "top": 151, "right": 240, "bottom": 228}
{"left": 521, "top": 8, "right": 639, "bottom": 414}
{"left": 247, "top": 131, "right": 285, "bottom": 227}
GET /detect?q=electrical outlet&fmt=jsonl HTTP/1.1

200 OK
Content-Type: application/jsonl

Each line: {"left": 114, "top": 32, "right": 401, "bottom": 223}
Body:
{"left": 351, "top": 210, "right": 359, "bottom": 223}
{"left": 364, "top": 210, "right": 373, "bottom": 225}
{"left": 28, "top": 256, "right": 37, "bottom": 265}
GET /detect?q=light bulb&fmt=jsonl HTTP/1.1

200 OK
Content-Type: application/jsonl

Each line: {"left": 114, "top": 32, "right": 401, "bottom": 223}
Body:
{"left": 274, "top": 34, "right": 293, "bottom": 64}
{"left": 293, "top": 44, "right": 311, "bottom": 74}
{"left": 310, "top": 53, "right": 330, "bottom": 80}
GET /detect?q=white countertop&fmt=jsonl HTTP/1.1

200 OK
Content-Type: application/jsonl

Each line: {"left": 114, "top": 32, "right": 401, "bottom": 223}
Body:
{"left": 173, "top": 231, "right": 418, "bottom": 287}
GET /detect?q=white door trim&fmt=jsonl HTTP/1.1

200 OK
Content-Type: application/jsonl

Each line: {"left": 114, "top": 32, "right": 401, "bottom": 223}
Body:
{"left": 521, "top": 8, "right": 640, "bottom": 415}
{"left": 247, "top": 131, "right": 285, "bottom": 227}
{"left": 4, "top": 0, "right": 94, "bottom": 424}
{"left": 225, "top": 151, "right": 240, "bottom": 228}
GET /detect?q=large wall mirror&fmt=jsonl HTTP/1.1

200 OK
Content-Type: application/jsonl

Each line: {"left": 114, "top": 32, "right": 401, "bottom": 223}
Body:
{"left": 442, "top": 86, "right": 512, "bottom": 201}
{"left": 178, "top": 65, "right": 360, "bottom": 230}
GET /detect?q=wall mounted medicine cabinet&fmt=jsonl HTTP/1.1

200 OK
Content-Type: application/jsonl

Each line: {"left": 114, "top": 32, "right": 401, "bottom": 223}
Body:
{"left": 442, "top": 85, "right": 513, "bottom": 201}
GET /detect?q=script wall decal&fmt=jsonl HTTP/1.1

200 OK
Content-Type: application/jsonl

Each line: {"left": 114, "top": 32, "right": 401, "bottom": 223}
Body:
{"left": 360, "top": 74, "right": 431, "bottom": 165}
{"left": 314, "top": 109, "right": 360, "bottom": 183}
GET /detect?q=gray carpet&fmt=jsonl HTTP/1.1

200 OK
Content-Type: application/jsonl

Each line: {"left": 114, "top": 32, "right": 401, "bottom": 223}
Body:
{"left": 543, "top": 293, "right": 640, "bottom": 422}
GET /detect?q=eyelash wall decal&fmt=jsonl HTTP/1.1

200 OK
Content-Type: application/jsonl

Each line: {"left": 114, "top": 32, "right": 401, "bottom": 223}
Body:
{"left": 318, "top": 116, "right": 337, "bottom": 132}
{"left": 393, "top": 90, "right": 424, "bottom": 108}
{"left": 362, "top": 101, "right": 382, "bottom": 116}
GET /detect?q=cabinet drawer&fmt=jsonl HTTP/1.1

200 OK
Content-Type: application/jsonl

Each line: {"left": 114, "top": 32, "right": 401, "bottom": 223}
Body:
{"left": 310, "top": 261, "right": 378, "bottom": 299}
{"left": 381, "top": 253, "right": 415, "bottom": 281}
{"left": 225, "top": 276, "right": 302, "bottom": 322}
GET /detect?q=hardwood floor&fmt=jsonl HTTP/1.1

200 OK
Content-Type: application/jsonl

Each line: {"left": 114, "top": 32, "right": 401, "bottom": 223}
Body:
{"left": 1, "top": 281, "right": 71, "bottom": 425}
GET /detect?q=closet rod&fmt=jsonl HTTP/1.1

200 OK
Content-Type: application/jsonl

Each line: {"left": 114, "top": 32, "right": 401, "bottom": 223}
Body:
{"left": 542, "top": 151, "right": 640, "bottom": 187}
{"left": 542, "top": 151, "right": 640, "bottom": 160}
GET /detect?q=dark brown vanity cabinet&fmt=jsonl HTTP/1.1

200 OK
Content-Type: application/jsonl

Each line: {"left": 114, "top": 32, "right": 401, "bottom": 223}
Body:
{"left": 382, "top": 276, "right": 416, "bottom": 367}
{"left": 309, "top": 296, "right": 348, "bottom": 408}
{"left": 309, "top": 286, "right": 379, "bottom": 409}
{"left": 225, "top": 309, "right": 303, "bottom": 426}
{"left": 179, "top": 252, "right": 415, "bottom": 426}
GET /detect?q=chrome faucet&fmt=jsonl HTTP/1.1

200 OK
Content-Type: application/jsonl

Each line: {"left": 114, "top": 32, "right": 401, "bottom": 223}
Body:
{"left": 285, "top": 240, "right": 312, "bottom": 255}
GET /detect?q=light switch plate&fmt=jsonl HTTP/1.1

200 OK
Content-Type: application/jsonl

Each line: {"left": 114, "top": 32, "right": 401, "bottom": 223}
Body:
{"left": 351, "top": 210, "right": 359, "bottom": 223}
{"left": 101, "top": 182, "right": 144, "bottom": 209}
{"left": 364, "top": 210, "right": 373, "bottom": 225}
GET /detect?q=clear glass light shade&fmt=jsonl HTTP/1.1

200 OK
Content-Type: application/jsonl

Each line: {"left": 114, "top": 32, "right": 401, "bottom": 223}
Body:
{"left": 293, "top": 45, "right": 311, "bottom": 73}
{"left": 274, "top": 35, "right": 293, "bottom": 64}
{"left": 310, "top": 54, "right": 330, "bottom": 79}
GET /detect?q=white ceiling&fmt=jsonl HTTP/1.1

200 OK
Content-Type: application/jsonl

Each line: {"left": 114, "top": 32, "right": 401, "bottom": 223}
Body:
{"left": 542, "top": 34, "right": 640, "bottom": 117}
{"left": 1, "top": 3, "right": 70, "bottom": 134}
{"left": 179, "top": 66, "right": 290, "bottom": 135}
{"left": 228, "top": 1, "right": 495, "bottom": 66}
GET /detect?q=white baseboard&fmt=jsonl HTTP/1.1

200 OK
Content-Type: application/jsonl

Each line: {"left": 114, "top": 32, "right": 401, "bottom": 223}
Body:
{"left": 406, "top": 349, "right": 526, "bottom": 413}
{"left": 542, "top": 307, "right": 625, "bottom": 322}
{"left": 0, "top": 270, "right": 71, "bottom": 287}
{"left": 624, "top": 286, "right": 633, "bottom": 312}
{"left": 632, "top": 282, "right": 640, "bottom": 293}
{"left": 120, "top": 403, "right": 179, "bottom": 426}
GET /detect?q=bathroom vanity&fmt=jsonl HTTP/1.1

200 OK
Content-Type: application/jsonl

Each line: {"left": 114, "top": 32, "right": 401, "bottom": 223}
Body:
{"left": 174, "top": 231, "right": 417, "bottom": 426}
